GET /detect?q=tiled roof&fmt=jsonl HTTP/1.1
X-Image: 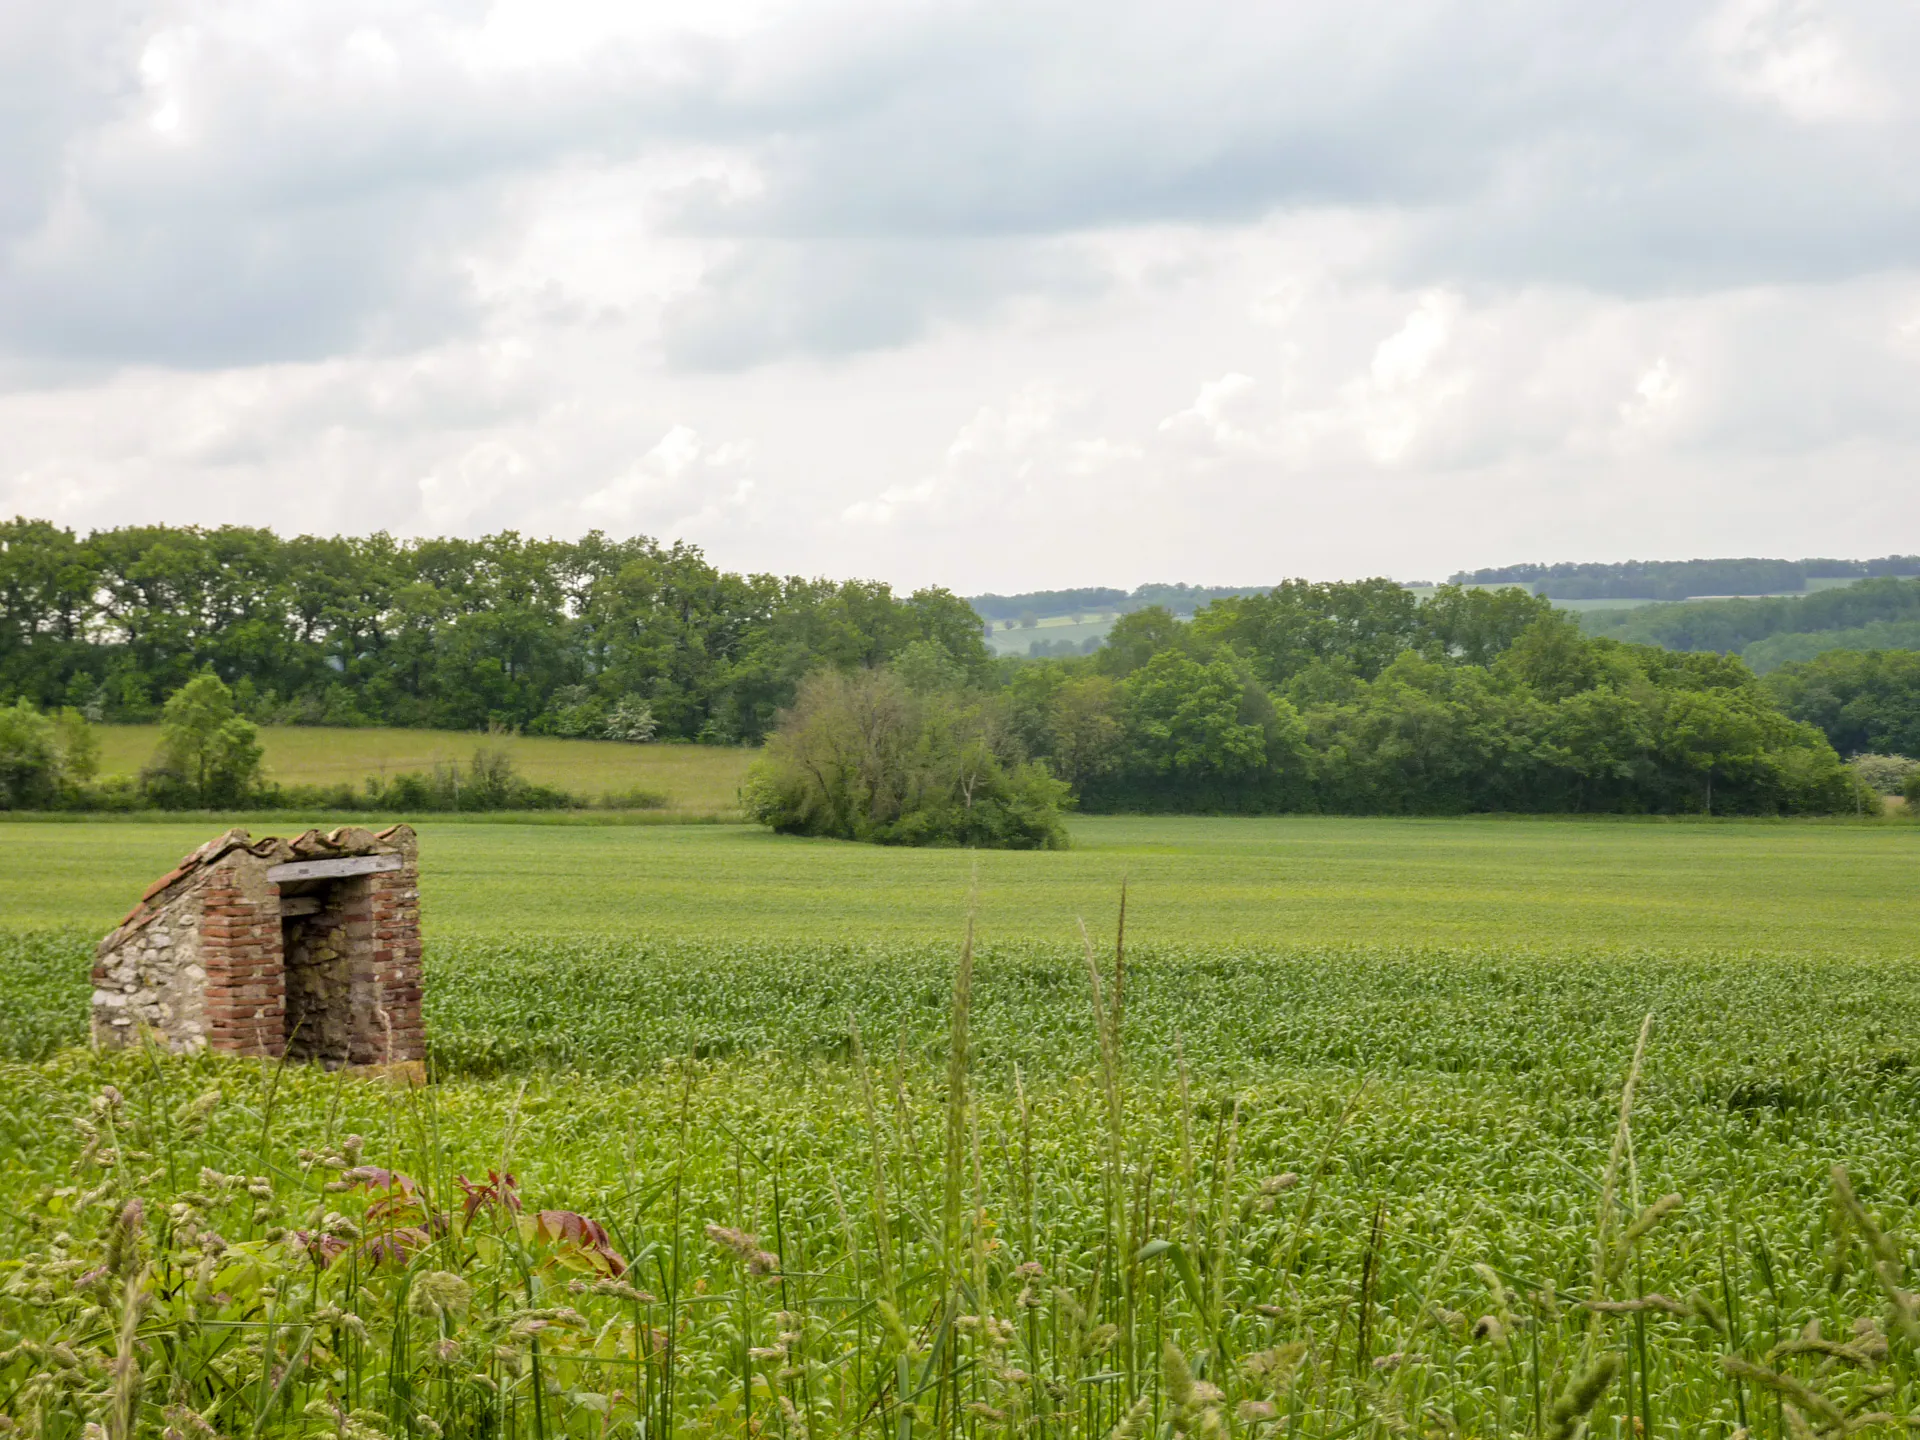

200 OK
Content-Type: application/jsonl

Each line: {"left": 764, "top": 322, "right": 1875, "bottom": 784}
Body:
{"left": 100, "top": 823, "right": 416, "bottom": 950}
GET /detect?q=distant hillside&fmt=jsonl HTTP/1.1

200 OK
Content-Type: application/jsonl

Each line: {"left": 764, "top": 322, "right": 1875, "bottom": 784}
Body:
{"left": 970, "top": 582, "right": 1274, "bottom": 656}
{"left": 1579, "top": 577, "right": 1920, "bottom": 671}
{"left": 1453, "top": 555, "right": 1920, "bottom": 602}
{"left": 978, "top": 560, "right": 1920, "bottom": 665}
{"left": 968, "top": 582, "right": 1270, "bottom": 624}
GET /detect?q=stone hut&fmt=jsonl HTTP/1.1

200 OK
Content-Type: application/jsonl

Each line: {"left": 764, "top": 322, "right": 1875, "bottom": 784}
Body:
{"left": 92, "top": 825, "right": 422, "bottom": 1066}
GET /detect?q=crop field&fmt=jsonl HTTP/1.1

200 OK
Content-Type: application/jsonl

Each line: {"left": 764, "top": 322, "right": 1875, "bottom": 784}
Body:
{"left": 985, "top": 616, "right": 1116, "bottom": 654}
{"left": 2, "top": 814, "right": 1917, "bottom": 949}
{"left": 91, "top": 726, "right": 754, "bottom": 813}
{"left": 4, "top": 815, "right": 1920, "bottom": 1437}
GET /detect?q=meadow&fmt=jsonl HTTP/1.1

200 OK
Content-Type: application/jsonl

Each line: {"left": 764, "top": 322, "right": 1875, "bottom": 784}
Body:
{"left": 4, "top": 814, "right": 1920, "bottom": 1438}
{"left": 90, "top": 727, "right": 755, "bottom": 814}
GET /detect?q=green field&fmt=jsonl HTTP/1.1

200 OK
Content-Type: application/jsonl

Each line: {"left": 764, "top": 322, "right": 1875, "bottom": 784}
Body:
{"left": 6, "top": 813, "right": 1920, "bottom": 1437}
{"left": 985, "top": 615, "right": 1117, "bottom": 654}
{"left": 92, "top": 725, "right": 754, "bottom": 812}
{"left": 2, "top": 812, "right": 1914, "bottom": 950}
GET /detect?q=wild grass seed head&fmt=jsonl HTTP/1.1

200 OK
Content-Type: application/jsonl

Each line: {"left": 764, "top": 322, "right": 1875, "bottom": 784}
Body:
{"left": 1545, "top": 1352, "right": 1619, "bottom": 1440}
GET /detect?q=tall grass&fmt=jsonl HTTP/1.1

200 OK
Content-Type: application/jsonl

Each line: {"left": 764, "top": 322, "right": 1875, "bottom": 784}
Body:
{"left": 5, "top": 912, "right": 1920, "bottom": 1437}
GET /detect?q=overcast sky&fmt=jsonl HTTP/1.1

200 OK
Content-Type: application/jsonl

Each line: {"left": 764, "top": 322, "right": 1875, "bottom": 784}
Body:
{"left": 2, "top": 0, "right": 1918, "bottom": 591}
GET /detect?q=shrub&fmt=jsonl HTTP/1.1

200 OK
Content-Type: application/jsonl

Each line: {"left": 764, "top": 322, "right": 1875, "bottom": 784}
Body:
{"left": 743, "top": 667, "right": 1069, "bottom": 848}
{"left": 0, "top": 699, "right": 60, "bottom": 808}
{"left": 535, "top": 687, "right": 659, "bottom": 742}
{"left": 0, "top": 700, "right": 106, "bottom": 809}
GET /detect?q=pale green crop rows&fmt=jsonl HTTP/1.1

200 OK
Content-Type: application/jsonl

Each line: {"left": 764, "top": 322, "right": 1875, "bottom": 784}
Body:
{"left": 6, "top": 815, "right": 1918, "bottom": 1436}
{"left": 5, "top": 921, "right": 1920, "bottom": 1437}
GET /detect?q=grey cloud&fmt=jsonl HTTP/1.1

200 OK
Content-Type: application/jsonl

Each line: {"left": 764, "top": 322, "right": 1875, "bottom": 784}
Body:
{"left": 0, "top": 184, "right": 490, "bottom": 368}
{"left": 660, "top": 237, "right": 1102, "bottom": 370}
{"left": 675, "top": 0, "right": 1920, "bottom": 287}
{"left": 0, "top": 1, "right": 678, "bottom": 367}
{"left": 5, "top": 0, "right": 1920, "bottom": 374}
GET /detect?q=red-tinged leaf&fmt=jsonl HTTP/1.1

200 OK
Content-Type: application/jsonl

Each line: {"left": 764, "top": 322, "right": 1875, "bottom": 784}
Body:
{"left": 358, "top": 1225, "right": 432, "bottom": 1266}
{"left": 456, "top": 1170, "right": 522, "bottom": 1224}
{"left": 291, "top": 1231, "right": 350, "bottom": 1268}
{"left": 521, "top": 1209, "right": 629, "bottom": 1276}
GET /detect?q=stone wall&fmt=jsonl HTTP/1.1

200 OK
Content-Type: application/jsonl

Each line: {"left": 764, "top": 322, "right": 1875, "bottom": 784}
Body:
{"left": 90, "top": 884, "right": 211, "bottom": 1053}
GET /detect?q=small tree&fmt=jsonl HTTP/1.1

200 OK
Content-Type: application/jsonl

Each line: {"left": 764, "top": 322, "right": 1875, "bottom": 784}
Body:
{"left": 603, "top": 696, "right": 658, "bottom": 743}
{"left": 54, "top": 707, "right": 100, "bottom": 784}
{"left": 147, "top": 673, "right": 265, "bottom": 807}
{"left": 0, "top": 700, "right": 61, "bottom": 809}
{"left": 1659, "top": 690, "right": 1764, "bottom": 816}
{"left": 1124, "top": 651, "right": 1269, "bottom": 781}
{"left": 1047, "top": 675, "right": 1126, "bottom": 787}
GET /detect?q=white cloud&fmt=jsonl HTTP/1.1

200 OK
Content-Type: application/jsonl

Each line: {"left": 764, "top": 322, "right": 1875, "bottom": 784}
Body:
{"left": 1703, "top": 0, "right": 1896, "bottom": 123}
{"left": 581, "top": 425, "right": 758, "bottom": 533}
{"left": 419, "top": 440, "right": 532, "bottom": 530}
{"left": 1159, "top": 374, "right": 1262, "bottom": 455}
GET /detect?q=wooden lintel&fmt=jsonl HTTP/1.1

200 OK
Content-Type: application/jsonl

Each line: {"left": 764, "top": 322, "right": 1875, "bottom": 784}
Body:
{"left": 267, "top": 853, "right": 403, "bottom": 884}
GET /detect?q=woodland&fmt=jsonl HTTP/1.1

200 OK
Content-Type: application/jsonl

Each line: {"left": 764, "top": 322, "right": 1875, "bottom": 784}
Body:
{"left": 0, "top": 519, "right": 1897, "bottom": 828}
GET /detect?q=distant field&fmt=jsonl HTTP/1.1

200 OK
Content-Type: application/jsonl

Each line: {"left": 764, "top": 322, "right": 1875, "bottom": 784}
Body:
{"left": 984, "top": 580, "right": 1880, "bottom": 648}
{"left": 93, "top": 724, "right": 753, "bottom": 811}
{"left": 5, "top": 812, "right": 1916, "bottom": 953}
{"left": 983, "top": 613, "right": 1117, "bottom": 653}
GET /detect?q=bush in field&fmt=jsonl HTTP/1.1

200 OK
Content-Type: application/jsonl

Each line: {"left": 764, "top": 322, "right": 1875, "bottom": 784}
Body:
{"left": 1849, "top": 751, "right": 1919, "bottom": 795}
{"left": 743, "top": 666, "right": 1069, "bottom": 848}
{"left": 0, "top": 698, "right": 63, "bottom": 808}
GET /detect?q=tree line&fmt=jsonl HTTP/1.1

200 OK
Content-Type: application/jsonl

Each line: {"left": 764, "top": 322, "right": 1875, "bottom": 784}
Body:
{"left": 1456, "top": 555, "right": 1920, "bottom": 601}
{"left": 0, "top": 518, "right": 1885, "bottom": 827}
{"left": 1580, "top": 577, "right": 1920, "bottom": 660}
{"left": 0, "top": 518, "right": 988, "bottom": 744}
{"left": 748, "top": 579, "right": 1871, "bottom": 842}
{"left": 1762, "top": 649, "right": 1920, "bottom": 759}
{"left": 1006, "top": 582, "right": 1866, "bottom": 816}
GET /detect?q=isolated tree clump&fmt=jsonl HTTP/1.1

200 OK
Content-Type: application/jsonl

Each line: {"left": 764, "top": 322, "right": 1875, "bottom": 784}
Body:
{"left": 742, "top": 665, "right": 1069, "bottom": 849}
{"left": 143, "top": 672, "right": 265, "bottom": 807}
{"left": 1845, "top": 753, "right": 1917, "bottom": 796}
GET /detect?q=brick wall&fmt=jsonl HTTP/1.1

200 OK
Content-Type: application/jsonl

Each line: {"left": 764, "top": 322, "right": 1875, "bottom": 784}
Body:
{"left": 361, "top": 856, "right": 424, "bottom": 1063}
{"left": 199, "top": 863, "right": 287, "bottom": 1057}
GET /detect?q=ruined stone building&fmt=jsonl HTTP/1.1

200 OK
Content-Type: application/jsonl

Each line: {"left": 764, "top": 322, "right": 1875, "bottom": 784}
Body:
{"left": 92, "top": 825, "right": 422, "bottom": 1066}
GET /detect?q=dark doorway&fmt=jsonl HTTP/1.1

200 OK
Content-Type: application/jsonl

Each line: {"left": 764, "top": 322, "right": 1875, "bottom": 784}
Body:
{"left": 280, "top": 875, "right": 378, "bottom": 1066}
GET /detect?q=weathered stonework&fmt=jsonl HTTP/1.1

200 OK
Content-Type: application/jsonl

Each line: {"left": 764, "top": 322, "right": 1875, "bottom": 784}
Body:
{"left": 92, "top": 825, "right": 422, "bottom": 1066}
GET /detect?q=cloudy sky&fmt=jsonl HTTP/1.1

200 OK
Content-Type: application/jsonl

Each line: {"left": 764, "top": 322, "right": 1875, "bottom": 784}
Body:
{"left": 3, "top": 0, "right": 1918, "bottom": 591}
